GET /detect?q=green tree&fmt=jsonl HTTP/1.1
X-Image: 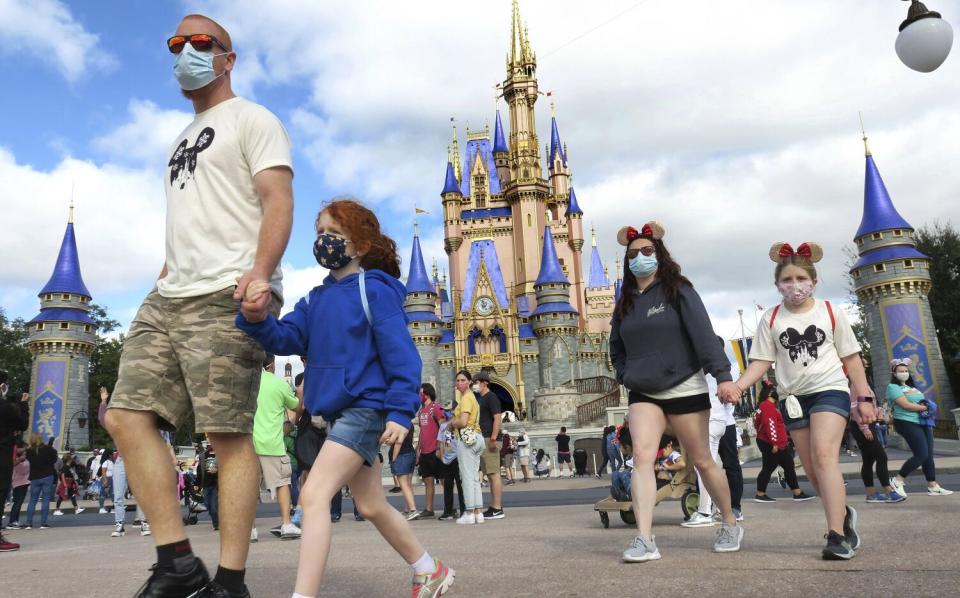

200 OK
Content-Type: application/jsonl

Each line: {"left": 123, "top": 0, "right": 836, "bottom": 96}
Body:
{"left": 0, "top": 308, "right": 32, "bottom": 396}
{"left": 915, "top": 221, "right": 960, "bottom": 397}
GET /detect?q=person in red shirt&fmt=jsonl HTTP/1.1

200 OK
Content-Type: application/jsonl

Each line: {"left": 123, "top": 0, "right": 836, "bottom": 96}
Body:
{"left": 754, "top": 383, "right": 814, "bottom": 503}
{"left": 412, "top": 383, "right": 445, "bottom": 519}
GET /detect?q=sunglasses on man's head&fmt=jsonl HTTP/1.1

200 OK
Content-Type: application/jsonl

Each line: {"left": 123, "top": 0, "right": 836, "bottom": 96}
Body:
{"left": 167, "top": 34, "right": 229, "bottom": 54}
{"left": 626, "top": 246, "right": 656, "bottom": 259}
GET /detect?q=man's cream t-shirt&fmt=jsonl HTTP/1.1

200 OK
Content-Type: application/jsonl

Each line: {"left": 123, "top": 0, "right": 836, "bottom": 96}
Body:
{"left": 158, "top": 97, "right": 293, "bottom": 298}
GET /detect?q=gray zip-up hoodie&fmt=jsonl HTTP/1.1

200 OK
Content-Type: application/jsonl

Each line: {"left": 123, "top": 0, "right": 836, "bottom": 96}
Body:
{"left": 610, "top": 280, "right": 732, "bottom": 395}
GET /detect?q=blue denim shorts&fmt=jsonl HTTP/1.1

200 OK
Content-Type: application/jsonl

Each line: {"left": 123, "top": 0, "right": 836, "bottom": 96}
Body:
{"left": 780, "top": 390, "right": 850, "bottom": 431}
{"left": 390, "top": 451, "right": 415, "bottom": 476}
{"left": 327, "top": 407, "right": 385, "bottom": 466}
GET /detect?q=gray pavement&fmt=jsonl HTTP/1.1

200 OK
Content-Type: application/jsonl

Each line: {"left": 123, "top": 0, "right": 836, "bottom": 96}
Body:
{"left": 3, "top": 489, "right": 959, "bottom": 597}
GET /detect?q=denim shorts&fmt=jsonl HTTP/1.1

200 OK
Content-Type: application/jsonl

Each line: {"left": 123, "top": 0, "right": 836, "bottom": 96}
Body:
{"left": 326, "top": 407, "right": 385, "bottom": 466}
{"left": 780, "top": 390, "right": 850, "bottom": 431}
{"left": 390, "top": 451, "right": 415, "bottom": 476}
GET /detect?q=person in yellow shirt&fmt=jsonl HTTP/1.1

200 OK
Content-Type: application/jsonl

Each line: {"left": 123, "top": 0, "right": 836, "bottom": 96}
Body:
{"left": 449, "top": 370, "right": 484, "bottom": 525}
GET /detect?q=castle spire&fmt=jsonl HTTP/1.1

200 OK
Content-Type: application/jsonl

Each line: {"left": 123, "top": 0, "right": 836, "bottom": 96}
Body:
{"left": 441, "top": 161, "right": 460, "bottom": 195}
{"left": 493, "top": 109, "right": 508, "bottom": 154}
{"left": 534, "top": 226, "right": 569, "bottom": 287}
{"left": 40, "top": 210, "right": 91, "bottom": 298}
{"left": 405, "top": 232, "right": 435, "bottom": 294}
{"left": 450, "top": 119, "right": 462, "bottom": 184}
{"left": 565, "top": 186, "right": 583, "bottom": 216}
{"left": 549, "top": 112, "right": 566, "bottom": 168}
{"left": 587, "top": 239, "right": 611, "bottom": 290}
{"left": 855, "top": 145, "right": 913, "bottom": 239}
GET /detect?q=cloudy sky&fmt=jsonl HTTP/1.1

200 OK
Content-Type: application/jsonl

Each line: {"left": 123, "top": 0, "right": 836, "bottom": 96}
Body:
{"left": 2, "top": 0, "right": 959, "bottom": 343}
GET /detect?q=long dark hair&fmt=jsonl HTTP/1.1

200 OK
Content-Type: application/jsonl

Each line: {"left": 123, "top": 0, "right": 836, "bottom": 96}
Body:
{"left": 890, "top": 369, "right": 916, "bottom": 388}
{"left": 616, "top": 238, "right": 690, "bottom": 318}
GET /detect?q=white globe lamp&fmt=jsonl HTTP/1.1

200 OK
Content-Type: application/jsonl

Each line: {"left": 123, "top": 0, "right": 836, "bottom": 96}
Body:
{"left": 895, "top": 0, "right": 953, "bottom": 72}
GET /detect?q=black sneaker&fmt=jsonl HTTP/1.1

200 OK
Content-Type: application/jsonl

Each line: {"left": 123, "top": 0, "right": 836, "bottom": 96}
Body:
{"left": 437, "top": 511, "right": 455, "bottom": 521}
{"left": 843, "top": 505, "right": 860, "bottom": 550}
{"left": 134, "top": 558, "right": 210, "bottom": 598}
{"left": 196, "top": 581, "right": 251, "bottom": 598}
{"left": 418, "top": 510, "right": 436, "bottom": 519}
{"left": 792, "top": 492, "right": 816, "bottom": 502}
{"left": 822, "top": 530, "right": 854, "bottom": 560}
{"left": 354, "top": 514, "right": 365, "bottom": 522}
{"left": 40, "top": 523, "right": 51, "bottom": 529}
{"left": 753, "top": 495, "right": 776, "bottom": 503}
{"left": 388, "top": 486, "right": 401, "bottom": 494}
{"left": 269, "top": 524, "right": 282, "bottom": 537}
{"left": 483, "top": 508, "right": 505, "bottom": 520}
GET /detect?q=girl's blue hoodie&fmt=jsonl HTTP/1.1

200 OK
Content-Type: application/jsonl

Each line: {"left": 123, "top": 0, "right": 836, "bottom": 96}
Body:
{"left": 235, "top": 269, "right": 421, "bottom": 428}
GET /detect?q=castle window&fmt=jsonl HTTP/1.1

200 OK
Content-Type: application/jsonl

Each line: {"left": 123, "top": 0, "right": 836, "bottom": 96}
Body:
{"left": 874, "top": 264, "right": 886, "bottom": 273}
{"left": 60, "top": 322, "right": 69, "bottom": 330}
{"left": 36, "top": 323, "right": 44, "bottom": 331}
{"left": 871, "top": 232, "right": 883, "bottom": 241}
{"left": 904, "top": 259, "right": 914, "bottom": 269}
{"left": 84, "top": 325, "right": 92, "bottom": 332}
{"left": 893, "top": 230, "right": 903, "bottom": 237}
{"left": 525, "top": 340, "right": 532, "bottom": 346}
{"left": 852, "top": 269, "right": 860, "bottom": 279}
{"left": 527, "top": 214, "right": 532, "bottom": 227}
{"left": 856, "top": 238, "right": 863, "bottom": 247}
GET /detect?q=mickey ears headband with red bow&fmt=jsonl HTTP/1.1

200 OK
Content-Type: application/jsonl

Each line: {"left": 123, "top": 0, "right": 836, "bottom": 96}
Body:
{"left": 768, "top": 242, "right": 824, "bottom": 264}
{"left": 617, "top": 222, "right": 665, "bottom": 246}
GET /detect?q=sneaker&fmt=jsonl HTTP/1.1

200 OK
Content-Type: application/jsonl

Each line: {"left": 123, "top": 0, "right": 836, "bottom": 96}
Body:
{"left": 622, "top": 535, "right": 661, "bottom": 563}
{"left": 280, "top": 523, "right": 302, "bottom": 540}
{"left": 886, "top": 490, "right": 907, "bottom": 503}
{"left": 753, "top": 494, "right": 776, "bottom": 503}
{"left": 889, "top": 477, "right": 907, "bottom": 498}
{"left": 475, "top": 513, "right": 485, "bottom": 524}
{"left": 483, "top": 508, "right": 505, "bottom": 520}
{"left": 0, "top": 534, "right": 19, "bottom": 552}
{"left": 437, "top": 512, "right": 455, "bottom": 521}
{"left": 269, "top": 524, "right": 282, "bottom": 537}
{"left": 418, "top": 510, "right": 436, "bottom": 519}
{"left": 389, "top": 486, "right": 402, "bottom": 494}
{"left": 792, "top": 492, "right": 816, "bottom": 502}
{"left": 822, "top": 530, "right": 854, "bottom": 560}
{"left": 681, "top": 511, "right": 716, "bottom": 528}
{"left": 713, "top": 523, "right": 744, "bottom": 552}
{"left": 927, "top": 484, "right": 954, "bottom": 496}
{"left": 733, "top": 508, "right": 744, "bottom": 522}
{"left": 292, "top": 506, "right": 303, "bottom": 526}
{"left": 406, "top": 510, "right": 421, "bottom": 521}
{"left": 40, "top": 524, "right": 51, "bottom": 529}
{"left": 141, "top": 521, "right": 152, "bottom": 537}
{"left": 112, "top": 522, "right": 126, "bottom": 537}
{"left": 75, "top": 507, "right": 86, "bottom": 515}
{"left": 455, "top": 513, "right": 475, "bottom": 525}
{"left": 99, "top": 508, "right": 108, "bottom": 514}
{"left": 6, "top": 522, "right": 21, "bottom": 530}
{"left": 843, "top": 505, "right": 860, "bottom": 550}
{"left": 331, "top": 514, "right": 342, "bottom": 523}
{"left": 53, "top": 510, "right": 64, "bottom": 516}
{"left": 865, "top": 493, "right": 887, "bottom": 503}
{"left": 411, "top": 557, "right": 455, "bottom": 598}
{"left": 196, "top": 581, "right": 252, "bottom": 598}
{"left": 249, "top": 528, "right": 258, "bottom": 543}
{"left": 23, "top": 525, "right": 32, "bottom": 530}
{"left": 133, "top": 558, "right": 210, "bottom": 598}
{"left": 354, "top": 514, "right": 365, "bottom": 522}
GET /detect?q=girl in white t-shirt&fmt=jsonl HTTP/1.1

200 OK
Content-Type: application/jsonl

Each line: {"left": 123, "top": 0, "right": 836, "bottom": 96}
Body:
{"left": 730, "top": 242, "right": 874, "bottom": 561}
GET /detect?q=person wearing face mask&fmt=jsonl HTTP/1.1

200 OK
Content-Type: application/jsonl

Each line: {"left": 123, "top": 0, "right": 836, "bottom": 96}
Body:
{"left": 733, "top": 242, "right": 874, "bottom": 561}
{"left": 886, "top": 359, "right": 953, "bottom": 497}
{"left": 103, "top": 13, "right": 294, "bottom": 598}
{"left": 610, "top": 222, "right": 744, "bottom": 563}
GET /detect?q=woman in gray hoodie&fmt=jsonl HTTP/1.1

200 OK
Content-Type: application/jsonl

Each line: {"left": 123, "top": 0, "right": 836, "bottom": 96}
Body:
{"left": 610, "top": 222, "right": 744, "bottom": 563}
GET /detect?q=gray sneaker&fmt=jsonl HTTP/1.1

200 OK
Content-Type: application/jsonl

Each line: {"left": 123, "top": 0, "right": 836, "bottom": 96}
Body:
{"left": 622, "top": 535, "right": 661, "bottom": 562}
{"left": 843, "top": 505, "right": 860, "bottom": 550}
{"left": 713, "top": 523, "right": 744, "bottom": 552}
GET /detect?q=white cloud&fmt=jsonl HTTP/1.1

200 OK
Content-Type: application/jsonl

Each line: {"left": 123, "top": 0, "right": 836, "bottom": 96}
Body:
{"left": 0, "top": 0, "right": 114, "bottom": 81}
{"left": 93, "top": 100, "right": 193, "bottom": 167}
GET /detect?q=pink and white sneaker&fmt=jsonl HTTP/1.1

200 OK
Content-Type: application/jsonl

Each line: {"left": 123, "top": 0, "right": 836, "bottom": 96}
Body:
{"left": 411, "top": 558, "right": 455, "bottom": 598}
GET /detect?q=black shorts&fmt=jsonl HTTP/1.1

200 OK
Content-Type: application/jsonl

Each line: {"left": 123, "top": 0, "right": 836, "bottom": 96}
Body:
{"left": 418, "top": 452, "right": 440, "bottom": 478}
{"left": 628, "top": 392, "right": 711, "bottom": 415}
{"left": 557, "top": 452, "right": 572, "bottom": 464}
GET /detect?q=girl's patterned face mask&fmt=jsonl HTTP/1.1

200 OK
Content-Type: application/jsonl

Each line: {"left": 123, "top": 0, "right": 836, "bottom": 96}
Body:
{"left": 313, "top": 233, "right": 354, "bottom": 270}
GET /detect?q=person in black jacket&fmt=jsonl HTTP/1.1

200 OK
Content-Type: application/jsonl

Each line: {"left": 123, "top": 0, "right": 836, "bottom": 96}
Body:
{"left": 1, "top": 380, "right": 30, "bottom": 550}
{"left": 24, "top": 433, "right": 59, "bottom": 529}
{"left": 610, "top": 222, "right": 744, "bottom": 563}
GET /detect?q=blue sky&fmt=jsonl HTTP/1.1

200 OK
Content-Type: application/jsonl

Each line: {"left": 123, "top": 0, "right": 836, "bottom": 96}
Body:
{"left": 2, "top": 0, "right": 959, "bottom": 338}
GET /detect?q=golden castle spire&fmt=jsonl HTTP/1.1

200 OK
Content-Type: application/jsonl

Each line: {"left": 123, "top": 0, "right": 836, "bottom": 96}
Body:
{"left": 591, "top": 225, "right": 597, "bottom": 247}
{"left": 451, "top": 119, "right": 462, "bottom": 183}
{"left": 859, "top": 111, "right": 871, "bottom": 157}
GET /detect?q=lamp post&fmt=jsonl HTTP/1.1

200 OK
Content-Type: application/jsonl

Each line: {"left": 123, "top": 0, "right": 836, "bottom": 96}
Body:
{"left": 896, "top": 0, "right": 953, "bottom": 72}
{"left": 64, "top": 409, "right": 88, "bottom": 452}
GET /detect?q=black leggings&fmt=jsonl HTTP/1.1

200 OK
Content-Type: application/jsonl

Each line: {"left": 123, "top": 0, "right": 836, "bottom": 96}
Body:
{"left": 849, "top": 424, "right": 889, "bottom": 489}
{"left": 756, "top": 440, "right": 799, "bottom": 493}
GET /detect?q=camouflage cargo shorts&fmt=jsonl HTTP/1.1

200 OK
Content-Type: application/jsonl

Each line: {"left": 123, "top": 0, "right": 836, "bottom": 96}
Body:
{"left": 109, "top": 287, "right": 281, "bottom": 434}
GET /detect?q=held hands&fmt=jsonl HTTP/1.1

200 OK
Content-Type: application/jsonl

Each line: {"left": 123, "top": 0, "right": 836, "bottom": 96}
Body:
{"left": 380, "top": 421, "right": 409, "bottom": 447}
{"left": 717, "top": 381, "right": 742, "bottom": 404}
{"left": 99, "top": 386, "right": 109, "bottom": 402}
{"left": 856, "top": 400, "right": 877, "bottom": 424}
{"left": 20, "top": 392, "right": 29, "bottom": 403}
{"left": 863, "top": 427, "right": 874, "bottom": 442}
{"left": 239, "top": 278, "right": 272, "bottom": 323}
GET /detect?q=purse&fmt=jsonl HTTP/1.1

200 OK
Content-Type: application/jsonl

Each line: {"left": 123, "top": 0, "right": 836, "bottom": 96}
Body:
{"left": 459, "top": 426, "right": 477, "bottom": 446}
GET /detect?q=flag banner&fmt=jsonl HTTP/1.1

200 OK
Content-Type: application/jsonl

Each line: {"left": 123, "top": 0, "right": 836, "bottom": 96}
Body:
{"left": 729, "top": 337, "right": 753, "bottom": 374}
{"left": 415, "top": 207, "right": 429, "bottom": 215}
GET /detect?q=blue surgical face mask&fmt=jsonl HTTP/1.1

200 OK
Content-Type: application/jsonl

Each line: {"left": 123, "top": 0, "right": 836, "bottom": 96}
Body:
{"left": 173, "top": 42, "right": 227, "bottom": 91}
{"left": 628, "top": 253, "right": 658, "bottom": 279}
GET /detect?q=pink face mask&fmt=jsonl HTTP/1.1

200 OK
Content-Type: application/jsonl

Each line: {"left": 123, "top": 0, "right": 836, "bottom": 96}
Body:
{"left": 777, "top": 280, "right": 814, "bottom": 306}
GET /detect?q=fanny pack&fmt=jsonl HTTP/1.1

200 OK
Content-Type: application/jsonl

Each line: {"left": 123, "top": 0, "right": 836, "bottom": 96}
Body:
{"left": 459, "top": 427, "right": 477, "bottom": 446}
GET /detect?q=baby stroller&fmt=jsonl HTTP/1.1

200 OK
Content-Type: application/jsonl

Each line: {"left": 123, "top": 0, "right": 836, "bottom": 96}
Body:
{"left": 181, "top": 476, "right": 205, "bottom": 525}
{"left": 594, "top": 449, "right": 699, "bottom": 528}
{"left": 573, "top": 448, "right": 588, "bottom": 477}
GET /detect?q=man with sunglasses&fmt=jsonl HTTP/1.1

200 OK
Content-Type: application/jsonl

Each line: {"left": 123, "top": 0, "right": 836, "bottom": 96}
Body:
{"left": 105, "top": 13, "right": 293, "bottom": 598}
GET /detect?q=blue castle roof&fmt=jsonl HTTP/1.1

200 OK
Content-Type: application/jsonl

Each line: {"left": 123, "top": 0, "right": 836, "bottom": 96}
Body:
{"left": 549, "top": 116, "right": 566, "bottom": 167}
{"left": 29, "top": 307, "right": 96, "bottom": 326}
{"left": 405, "top": 235, "right": 435, "bottom": 294}
{"left": 441, "top": 162, "right": 460, "bottom": 195}
{"left": 852, "top": 245, "right": 929, "bottom": 270}
{"left": 493, "top": 110, "right": 508, "bottom": 154}
{"left": 587, "top": 245, "right": 610, "bottom": 289}
{"left": 460, "top": 240, "right": 510, "bottom": 312}
{"left": 855, "top": 154, "right": 913, "bottom": 239}
{"left": 565, "top": 187, "right": 583, "bottom": 216}
{"left": 535, "top": 226, "right": 569, "bottom": 287}
{"left": 461, "top": 137, "right": 501, "bottom": 196}
{"left": 39, "top": 222, "right": 91, "bottom": 298}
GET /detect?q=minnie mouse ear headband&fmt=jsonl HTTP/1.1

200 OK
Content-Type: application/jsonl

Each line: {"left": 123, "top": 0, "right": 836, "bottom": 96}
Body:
{"left": 617, "top": 222, "right": 665, "bottom": 246}
{"left": 890, "top": 357, "right": 912, "bottom": 371}
{"left": 768, "top": 242, "right": 824, "bottom": 264}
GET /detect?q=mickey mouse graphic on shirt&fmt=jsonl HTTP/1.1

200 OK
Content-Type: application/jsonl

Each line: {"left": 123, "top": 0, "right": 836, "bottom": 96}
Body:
{"left": 168, "top": 126, "right": 215, "bottom": 189}
{"left": 779, "top": 325, "right": 826, "bottom": 367}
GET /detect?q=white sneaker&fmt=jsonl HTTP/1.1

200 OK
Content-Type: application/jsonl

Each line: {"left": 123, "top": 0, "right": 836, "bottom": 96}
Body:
{"left": 928, "top": 485, "right": 954, "bottom": 496}
{"left": 455, "top": 513, "right": 476, "bottom": 525}
{"left": 111, "top": 522, "right": 125, "bottom": 537}
{"left": 140, "top": 521, "right": 151, "bottom": 536}
{"left": 250, "top": 527, "right": 259, "bottom": 542}
{"left": 98, "top": 508, "right": 108, "bottom": 514}
{"left": 475, "top": 513, "right": 485, "bottom": 524}
{"left": 280, "top": 523, "right": 302, "bottom": 539}
{"left": 890, "top": 478, "right": 908, "bottom": 498}
{"left": 53, "top": 510, "right": 64, "bottom": 516}
{"left": 75, "top": 508, "right": 85, "bottom": 515}
{"left": 681, "top": 512, "right": 716, "bottom": 528}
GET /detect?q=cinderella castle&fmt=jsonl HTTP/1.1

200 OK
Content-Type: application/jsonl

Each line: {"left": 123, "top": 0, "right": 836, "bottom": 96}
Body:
{"left": 400, "top": 0, "right": 622, "bottom": 427}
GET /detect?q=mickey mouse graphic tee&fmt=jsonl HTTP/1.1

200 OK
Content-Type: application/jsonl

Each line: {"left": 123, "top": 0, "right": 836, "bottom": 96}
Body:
{"left": 157, "top": 97, "right": 293, "bottom": 298}
{"left": 750, "top": 299, "right": 860, "bottom": 396}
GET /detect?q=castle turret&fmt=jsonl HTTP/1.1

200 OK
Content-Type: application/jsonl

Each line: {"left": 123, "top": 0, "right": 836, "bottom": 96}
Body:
{"left": 851, "top": 135, "right": 955, "bottom": 413}
{"left": 548, "top": 110, "right": 571, "bottom": 200}
{"left": 493, "top": 109, "right": 510, "bottom": 185}
{"left": 405, "top": 231, "right": 443, "bottom": 394}
{"left": 28, "top": 205, "right": 98, "bottom": 450}
{"left": 530, "top": 226, "right": 578, "bottom": 387}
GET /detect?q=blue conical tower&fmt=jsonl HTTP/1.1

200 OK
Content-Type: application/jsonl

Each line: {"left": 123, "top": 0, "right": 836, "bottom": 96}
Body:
{"left": 28, "top": 204, "right": 98, "bottom": 450}
{"left": 404, "top": 229, "right": 442, "bottom": 392}
{"left": 531, "top": 226, "right": 578, "bottom": 388}
{"left": 851, "top": 135, "right": 954, "bottom": 413}
{"left": 587, "top": 228, "right": 610, "bottom": 289}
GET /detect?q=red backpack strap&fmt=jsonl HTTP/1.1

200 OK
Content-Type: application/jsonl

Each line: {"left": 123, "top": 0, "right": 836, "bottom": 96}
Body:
{"left": 825, "top": 300, "right": 836, "bottom": 333}
{"left": 769, "top": 305, "right": 781, "bottom": 329}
